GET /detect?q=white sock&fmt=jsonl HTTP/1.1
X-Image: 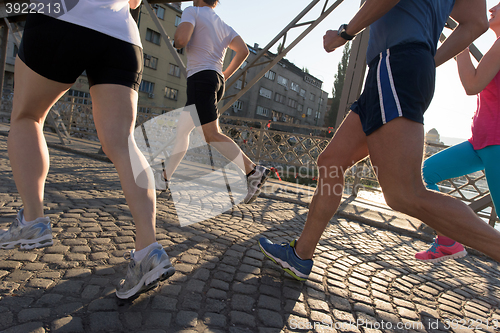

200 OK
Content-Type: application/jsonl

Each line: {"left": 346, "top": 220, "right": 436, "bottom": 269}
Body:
{"left": 20, "top": 214, "right": 35, "bottom": 226}
{"left": 133, "top": 242, "right": 159, "bottom": 262}
{"left": 293, "top": 245, "right": 304, "bottom": 260}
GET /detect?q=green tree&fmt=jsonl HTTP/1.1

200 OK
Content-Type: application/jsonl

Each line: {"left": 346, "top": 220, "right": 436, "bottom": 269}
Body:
{"left": 325, "top": 42, "right": 350, "bottom": 127}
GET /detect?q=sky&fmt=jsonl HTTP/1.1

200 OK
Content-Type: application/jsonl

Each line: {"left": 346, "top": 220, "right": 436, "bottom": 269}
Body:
{"left": 181, "top": 0, "right": 498, "bottom": 143}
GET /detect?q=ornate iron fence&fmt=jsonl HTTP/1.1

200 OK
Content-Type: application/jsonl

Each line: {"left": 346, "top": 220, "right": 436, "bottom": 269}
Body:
{"left": 1, "top": 99, "right": 497, "bottom": 227}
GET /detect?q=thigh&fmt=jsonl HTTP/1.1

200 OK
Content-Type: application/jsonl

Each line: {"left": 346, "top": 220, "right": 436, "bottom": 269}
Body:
{"left": 366, "top": 117, "right": 426, "bottom": 197}
{"left": 318, "top": 111, "right": 369, "bottom": 170}
{"left": 476, "top": 145, "right": 500, "bottom": 214}
{"left": 423, "top": 141, "right": 484, "bottom": 188}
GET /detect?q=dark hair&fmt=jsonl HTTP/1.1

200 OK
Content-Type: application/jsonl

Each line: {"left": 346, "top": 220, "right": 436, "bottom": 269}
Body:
{"left": 204, "top": 0, "right": 220, "bottom": 6}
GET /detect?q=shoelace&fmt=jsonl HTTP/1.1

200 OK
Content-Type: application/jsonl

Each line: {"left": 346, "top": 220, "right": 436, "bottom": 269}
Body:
{"left": 428, "top": 240, "right": 440, "bottom": 254}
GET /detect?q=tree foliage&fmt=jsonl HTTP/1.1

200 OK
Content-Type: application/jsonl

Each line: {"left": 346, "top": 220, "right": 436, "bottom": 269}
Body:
{"left": 325, "top": 42, "right": 350, "bottom": 127}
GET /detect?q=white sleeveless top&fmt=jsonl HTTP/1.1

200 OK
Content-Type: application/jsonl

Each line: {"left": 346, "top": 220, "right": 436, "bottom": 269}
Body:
{"left": 32, "top": 0, "right": 142, "bottom": 47}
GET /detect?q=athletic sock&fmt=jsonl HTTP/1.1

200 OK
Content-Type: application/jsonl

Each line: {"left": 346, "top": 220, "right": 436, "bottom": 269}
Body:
{"left": 133, "top": 242, "right": 159, "bottom": 262}
{"left": 436, "top": 235, "right": 455, "bottom": 246}
{"left": 292, "top": 244, "right": 304, "bottom": 261}
{"left": 20, "top": 213, "right": 34, "bottom": 226}
{"left": 246, "top": 166, "right": 257, "bottom": 177}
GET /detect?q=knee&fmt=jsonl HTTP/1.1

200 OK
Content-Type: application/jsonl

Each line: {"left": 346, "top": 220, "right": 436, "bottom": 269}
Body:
{"left": 99, "top": 134, "right": 130, "bottom": 161}
{"left": 383, "top": 187, "right": 426, "bottom": 215}
{"left": 203, "top": 128, "right": 221, "bottom": 143}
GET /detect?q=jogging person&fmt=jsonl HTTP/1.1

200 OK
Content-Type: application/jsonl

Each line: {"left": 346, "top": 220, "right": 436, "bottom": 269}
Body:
{"left": 258, "top": 0, "right": 500, "bottom": 281}
{"left": 416, "top": 1, "right": 500, "bottom": 263}
{"left": 153, "top": 0, "right": 270, "bottom": 204}
{"left": 0, "top": 0, "right": 175, "bottom": 299}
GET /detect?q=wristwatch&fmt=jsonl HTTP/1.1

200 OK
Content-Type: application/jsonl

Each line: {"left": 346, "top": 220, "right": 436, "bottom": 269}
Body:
{"left": 338, "top": 24, "right": 355, "bottom": 40}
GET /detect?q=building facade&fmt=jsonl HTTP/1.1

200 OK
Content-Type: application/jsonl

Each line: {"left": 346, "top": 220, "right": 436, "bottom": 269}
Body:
{"left": 223, "top": 44, "right": 329, "bottom": 127}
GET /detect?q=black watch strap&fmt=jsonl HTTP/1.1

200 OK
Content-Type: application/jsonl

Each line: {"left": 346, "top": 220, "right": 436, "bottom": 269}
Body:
{"left": 338, "top": 24, "right": 355, "bottom": 40}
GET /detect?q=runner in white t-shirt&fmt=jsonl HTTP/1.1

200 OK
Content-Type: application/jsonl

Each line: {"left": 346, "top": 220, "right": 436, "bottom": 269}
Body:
{"left": 0, "top": 0, "right": 175, "bottom": 300}
{"left": 155, "top": 0, "right": 271, "bottom": 204}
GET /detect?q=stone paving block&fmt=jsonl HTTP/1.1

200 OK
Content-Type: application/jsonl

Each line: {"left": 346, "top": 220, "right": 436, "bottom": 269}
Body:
{"left": 151, "top": 295, "right": 177, "bottom": 311}
{"left": 0, "top": 261, "right": 22, "bottom": 269}
{"left": 55, "top": 302, "right": 84, "bottom": 316}
{"left": 258, "top": 294, "right": 281, "bottom": 311}
{"left": 64, "top": 268, "right": 91, "bottom": 279}
{"left": 10, "top": 252, "right": 38, "bottom": 262}
{"left": 0, "top": 311, "right": 13, "bottom": 330}
{"left": 182, "top": 293, "right": 202, "bottom": 310}
{"left": 206, "top": 288, "right": 227, "bottom": 300}
{"left": 0, "top": 281, "right": 20, "bottom": 294}
{"left": 176, "top": 311, "right": 198, "bottom": 327}
{"left": 192, "top": 268, "right": 210, "bottom": 281}
{"left": 89, "top": 311, "right": 123, "bottom": 332}
{"left": 186, "top": 279, "right": 205, "bottom": 293}
{"left": 160, "top": 284, "right": 182, "bottom": 296}
{"left": 123, "top": 311, "right": 142, "bottom": 330}
{"left": 203, "top": 312, "right": 226, "bottom": 327}
{"left": 94, "top": 266, "right": 116, "bottom": 275}
{"left": 28, "top": 278, "right": 55, "bottom": 289}
{"left": 18, "top": 308, "right": 51, "bottom": 323}
{"left": 88, "top": 299, "right": 118, "bottom": 311}
{"left": 51, "top": 316, "right": 84, "bottom": 333}
{"left": 35, "top": 293, "right": 63, "bottom": 306}
{"left": 53, "top": 280, "right": 84, "bottom": 294}
{"left": 2, "top": 321, "right": 45, "bottom": 333}
{"left": 230, "top": 311, "right": 256, "bottom": 327}
{"left": 258, "top": 309, "right": 283, "bottom": 328}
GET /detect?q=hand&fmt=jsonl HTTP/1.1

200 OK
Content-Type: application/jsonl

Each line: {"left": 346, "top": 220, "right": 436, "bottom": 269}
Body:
{"left": 323, "top": 29, "right": 347, "bottom": 53}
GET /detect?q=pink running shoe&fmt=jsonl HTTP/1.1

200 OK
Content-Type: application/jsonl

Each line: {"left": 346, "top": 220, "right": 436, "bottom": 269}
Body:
{"left": 415, "top": 239, "right": 467, "bottom": 263}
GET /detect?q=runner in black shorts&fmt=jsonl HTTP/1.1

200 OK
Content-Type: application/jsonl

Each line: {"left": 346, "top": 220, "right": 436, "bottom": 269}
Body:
{"left": 1, "top": 2, "right": 175, "bottom": 301}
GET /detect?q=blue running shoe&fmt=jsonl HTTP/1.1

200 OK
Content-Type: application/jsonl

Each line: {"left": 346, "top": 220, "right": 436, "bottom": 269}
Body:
{"left": 259, "top": 237, "right": 313, "bottom": 281}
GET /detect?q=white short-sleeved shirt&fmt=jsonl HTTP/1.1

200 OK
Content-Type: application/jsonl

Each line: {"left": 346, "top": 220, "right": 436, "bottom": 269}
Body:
{"left": 180, "top": 6, "right": 238, "bottom": 78}
{"left": 33, "top": 0, "right": 142, "bottom": 48}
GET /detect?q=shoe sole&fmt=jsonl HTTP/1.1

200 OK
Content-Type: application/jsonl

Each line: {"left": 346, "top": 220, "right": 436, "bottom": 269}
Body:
{"left": 416, "top": 249, "right": 467, "bottom": 263}
{"left": 259, "top": 242, "right": 307, "bottom": 281}
{"left": 244, "top": 169, "right": 271, "bottom": 204}
{"left": 115, "top": 263, "right": 176, "bottom": 300}
{"left": 0, "top": 234, "right": 53, "bottom": 250}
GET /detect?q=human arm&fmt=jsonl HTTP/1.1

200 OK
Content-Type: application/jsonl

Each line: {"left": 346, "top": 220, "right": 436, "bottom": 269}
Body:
{"left": 222, "top": 36, "right": 249, "bottom": 81}
{"left": 323, "top": 0, "right": 400, "bottom": 53}
{"left": 129, "top": 0, "right": 141, "bottom": 10}
{"left": 174, "top": 22, "right": 194, "bottom": 49}
{"left": 456, "top": 39, "right": 500, "bottom": 95}
{"left": 434, "top": 0, "right": 488, "bottom": 67}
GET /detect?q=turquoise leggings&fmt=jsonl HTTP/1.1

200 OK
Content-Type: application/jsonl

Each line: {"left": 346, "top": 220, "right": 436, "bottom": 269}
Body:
{"left": 422, "top": 141, "right": 500, "bottom": 218}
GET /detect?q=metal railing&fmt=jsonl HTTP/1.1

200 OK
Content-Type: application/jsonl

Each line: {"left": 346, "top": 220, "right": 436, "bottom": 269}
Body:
{"left": 1, "top": 99, "right": 496, "bottom": 227}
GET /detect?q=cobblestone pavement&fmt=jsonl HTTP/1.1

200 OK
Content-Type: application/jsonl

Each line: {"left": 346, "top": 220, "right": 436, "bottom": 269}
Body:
{"left": 1, "top": 135, "right": 500, "bottom": 333}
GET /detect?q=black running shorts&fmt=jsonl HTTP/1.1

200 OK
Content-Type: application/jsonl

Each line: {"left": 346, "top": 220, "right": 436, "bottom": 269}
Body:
{"left": 185, "top": 70, "right": 225, "bottom": 126}
{"left": 18, "top": 13, "right": 143, "bottom": 91}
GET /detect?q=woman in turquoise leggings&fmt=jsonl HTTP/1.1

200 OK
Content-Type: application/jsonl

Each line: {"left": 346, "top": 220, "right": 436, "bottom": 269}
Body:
{"left": 416, "top": 2, "right": 500, "bottom": 262}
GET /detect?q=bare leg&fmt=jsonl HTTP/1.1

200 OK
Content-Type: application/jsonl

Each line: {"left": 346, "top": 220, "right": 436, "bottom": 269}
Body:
{"left": 8, "top": 58, "right": 72, "bottom": 221}
{"left": 90, "top": 84, "right": 156, "bottom": 251}
{"left": 201, "top": 119, "right": 255, "bottom": 174}
{"left": 163, "top": 111, "right": 195, "bottom": 180}
{"left": 295, "top": 112, "right": 369, "bottom": 259}
{"left": 367, "top": 118, "right": 500, "bottom": 262}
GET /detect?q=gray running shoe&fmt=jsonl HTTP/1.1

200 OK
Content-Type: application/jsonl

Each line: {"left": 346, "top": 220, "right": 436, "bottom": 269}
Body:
{"left": 0, "top": 209, "right": 53, "bottom": 250}
{"left": 244, "top": 165, "right": 271, "bottom": 204}
{"left": 116, "top": 243, "right": 175, "bottom": 299}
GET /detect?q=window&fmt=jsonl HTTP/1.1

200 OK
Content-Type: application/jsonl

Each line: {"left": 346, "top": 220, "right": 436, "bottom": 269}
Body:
{"left": 235, "top": 80, "right": 243, "bottom": 89}
{"left": 144, "top": 53, "right": 158, "bottom": 69}
{"left": 275, "top": 93, "right": 286, "bottom": 104}
{"left": 139, "top": 80, "right": 155, "bottom": 94}
{"left": 277, "top": 75, "right": 288, "bottom": 87}
{"left": 290, "top": 82, "right": 300, "bottom": 92}
{"left": 259, "top": 87, "right": 272, "bottom": 99}
{"left": 233, "top": 100, "right": 243, "bottom": 110}
{"left": 146, "top": 29, "right": 161, "bottom": 45}
{"left": 309, "top": 93, "right": 315, "bottom": 102}
{"left": 264, "top": 70, "right": 276, "bottom": 81}
{"left": 175, "top": 16, "right": 182, "bottom": 27}
{"left": 139, "top": 107, "right": 152, "bottom": 114}
{"left": 272, "top": 110, "right": 283, "bottom": 122}
{"left": 287, "top": 99, "right": 298, "bottom": 108}
{"left": 300, "top": 89, "right": 306, "bottom": 98}
{"left": 67, "top": 89, "right": 91, "bottom": 105}
{"left": 153, "top": 5, "right": 165, "bottom": 19}
{"left": 306, "top": 107, "right": 313, "bottom": 116}
{"left": 168, "top": 64, "right": 181, "bottom": 77}
{"left": 315, "top": 111, "right": 321, "bottom": 119}
{"left": 13, "top": 44, "right": 18, "bottom": 58}
{"left": 165, "top": 87, "right": 178, "bottom": 100}
{"left": 319, "top": 97, "right": 324, "bottom": 106}
{"left": 240, "top": 61, "right": 248, "bottom": 69}
{"left": 256, "top": 106, "right": 269, "bottom": 117}
{"left": 297, "top": 104, "right": 303, "bottom": 112}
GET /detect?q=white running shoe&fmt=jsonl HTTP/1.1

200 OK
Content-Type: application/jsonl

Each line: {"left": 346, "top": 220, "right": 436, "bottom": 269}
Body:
{"left": 116, "top": 243, "right": 175, "bottom": 299}
{"left": 0, "top": 209, "right": 53, "bottom": 250}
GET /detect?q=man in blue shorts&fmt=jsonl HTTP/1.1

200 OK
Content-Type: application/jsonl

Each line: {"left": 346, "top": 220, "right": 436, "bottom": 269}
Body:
{"left": 259, "top": 0, "right": 500, "bottom": 281}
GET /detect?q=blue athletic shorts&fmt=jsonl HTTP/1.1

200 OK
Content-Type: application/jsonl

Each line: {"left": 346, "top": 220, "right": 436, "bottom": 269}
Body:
{"left": 351, "top": 43, "right": 435, "bottom": 135}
